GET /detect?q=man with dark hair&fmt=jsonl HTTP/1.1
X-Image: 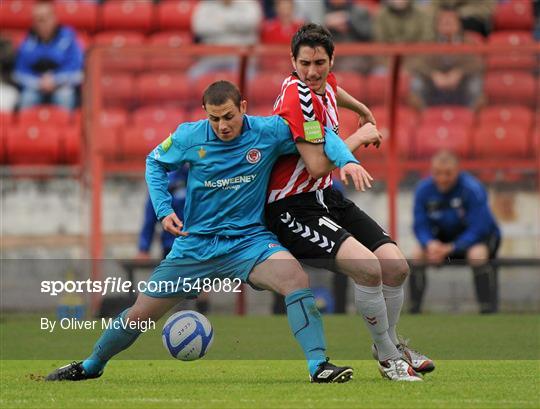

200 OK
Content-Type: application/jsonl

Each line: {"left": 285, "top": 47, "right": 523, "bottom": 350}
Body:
{"left": 14, "top": 0, "right": 83, "bottom": 110}
{"left": 265, "top": 23, "right": 433, "bottom": 381}
{"left": 410, "top": 150, "right": 500, "bottom": 314}
{"left": 46, "top": 80, "right": 369, "bottom": 383}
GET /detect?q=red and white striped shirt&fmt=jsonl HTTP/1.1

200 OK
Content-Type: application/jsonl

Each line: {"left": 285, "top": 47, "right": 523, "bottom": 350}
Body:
{"left": 267, "top": 72, "right": 340, "bottom": 203}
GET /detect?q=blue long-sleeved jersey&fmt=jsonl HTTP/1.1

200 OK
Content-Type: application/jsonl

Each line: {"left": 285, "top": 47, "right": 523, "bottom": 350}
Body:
{"left": 413, "top": 172, "right": 500, "bottom": 252}
{"left": 146, "top": 114, "right": 358, "bottom": 237}
{"left": 138, "top": 167, "right": 188, "bottom": 253}
{"left": 13, "top": 26, "right": 83, "bottom": 89}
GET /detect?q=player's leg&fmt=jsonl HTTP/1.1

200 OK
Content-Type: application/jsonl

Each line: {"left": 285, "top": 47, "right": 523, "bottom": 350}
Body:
{"left": 248, "top": 250, "right": 353, "bottom": 383}
{"left": 45, "top": 293, "right": 179, "bottom": 381}
{"left": 408, "top": 246, "right": 429, "bottom": 314}
{"left": 467, "top": 242, "right": 498, "bottom": 313}
{"left": 333, "top": 193, "right": 432, "bottom": 376}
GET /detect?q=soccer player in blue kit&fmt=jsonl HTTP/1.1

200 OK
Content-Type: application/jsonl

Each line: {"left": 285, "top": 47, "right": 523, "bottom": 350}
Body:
{"left": 46, "top": 81, "right": 373, "bottom": 383}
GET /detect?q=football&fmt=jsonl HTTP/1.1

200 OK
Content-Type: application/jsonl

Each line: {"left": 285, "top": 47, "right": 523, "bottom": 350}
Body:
{"left": 162, "top": 310, "right": 214, "bottom": 361}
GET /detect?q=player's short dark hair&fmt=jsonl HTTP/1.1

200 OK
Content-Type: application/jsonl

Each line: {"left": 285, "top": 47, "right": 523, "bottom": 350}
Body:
{"left": 291, "top": 23, "right": 334, "bottom": 60}
{"left": 202, "top": 81, "right": 242, "bottom": 109}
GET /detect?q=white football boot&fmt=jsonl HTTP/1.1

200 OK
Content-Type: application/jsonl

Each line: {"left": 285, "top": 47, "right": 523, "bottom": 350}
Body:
{"left": 377, "top": 358, "right": 423, "bottom": 382}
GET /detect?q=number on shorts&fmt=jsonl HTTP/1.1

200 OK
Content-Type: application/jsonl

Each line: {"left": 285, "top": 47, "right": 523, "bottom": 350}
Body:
{"left": 318, "top": 216, "right": 341, "bottom": 232}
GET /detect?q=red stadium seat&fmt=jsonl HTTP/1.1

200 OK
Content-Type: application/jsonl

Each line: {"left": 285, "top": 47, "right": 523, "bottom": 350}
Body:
{"left": 6, "top": 126, "right": 60, "bottom": 164}
{"left": 18, "top": 106, "right": 71, "bottom": 127}
{"left": 55, "top": 1, "right": 98, "bottom": 32}
{"left": 339, "top": 108, "right": 413, "bottom": 158}
{"left": 493, "top": 0, "right": 534, "bottom": 31}
{"left": 0, "top": 0, "right": 34, "bottom": 30}
{"left": 99, "top": 108, "right": 129, "bottom": 129}
{"left": 102, "top": 0, "right": 154, "bottom": 33}
{"left": 533, "top": 127, "right": 540, "bottom": 156}
{"left": 60, "top": 126, "right": 81, "bottom": 164}
{"left": 487, "top": 31, "right": 536, "bottom": 71}
{"left": 93, "top": 31, "right": 145, "bottom": 72}
{"left": 414, "top": 124, "right": 470, "bottom": 158}
{"left": 193, "top": 72, "right": 238, "bottom": 100}
{"left": 157, "top": 0, "right": 197, "bottom": 32}
{"left": 248, "top": 72, "right": 286, "bottom": 104}
{"left": 473, "top": 124, "right": 529, "bottom": 158}
{"left": 132, "top": 106, "right": 186, "bottom": 130}
{"left": 484, "top": 71, "right": 536, "bottom": 106}
{"left": 421, "top": 106, "right": 475, "bottom": 128}
{"left": 96, "top": 127, "right": 121, "bottom": 160}
{"left": 248, "top": 105, "right": 274, "bottom": 117}
{"left": 93, "top": 31, "right": 145, "bottom": 47}
{"left": 75, "top": 31, "right": 91, "bottom": 52}
{"left": 187, "top": 108, "right": 207, "bottom": 122}
{"left": 478, "top": 106, "right": 534, "bottom": 130}
{"left": 0, "top": 111, "right": 15, "bottom": 126}
{"left": 136, "top": 73, "right": 191, "bottom": 104}
{"left": 1, "top": 29, "right": 26, "bottom": 49}
{"left": 100, "top": 74, "right": 136, "bottom": 106}
{"left": 146, "top": 32, "right": 194, "bottom": 72}
{"left": 333, "top": 71, "right": 364, "bottom": 100}
{"left": 120, "top": 126, "right": 171, "bottom": 159}
{"left": 365, "top": 73, "right": 409, "bottom": 106}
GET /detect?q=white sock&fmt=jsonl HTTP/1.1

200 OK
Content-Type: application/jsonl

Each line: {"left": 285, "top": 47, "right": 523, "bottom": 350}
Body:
{"left": 355, "top": 283, "right": 401, "bottom": 361}
{"left": 382, "top": 283, "right": 404, "bottom": 345}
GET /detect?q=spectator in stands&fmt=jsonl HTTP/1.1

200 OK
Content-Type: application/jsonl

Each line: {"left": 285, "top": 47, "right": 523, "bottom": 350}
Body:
{"left": 408, "top": 7, "right": 483, "bottom": 109}
{"left": 263, "top": 0, "right": 325, "bottom": 24}
{"left": 374, "top": 0, "right": 432, "bottom": 44}
{"left": 261, "top": 0, "right": 304, "bottom": 44}
{"left": 409, "top": 150, "right": 501, "bottom": 314}
{"left": 136, "top": 166, "right": 210, "bottom": 314}
{"left": 324, "top": 0, "right": 373, "bottom": 73}
{"left": 189, "top": 0, "right": 262, "bottom": 78}
{"left": 13, "top": 0, "right": 83, "bottom": 111}
{"left": 0, "top": 35, "right": 19, "bottom": 112}
{"left": 431, "top": 0, "right": 496, "bottom": 38}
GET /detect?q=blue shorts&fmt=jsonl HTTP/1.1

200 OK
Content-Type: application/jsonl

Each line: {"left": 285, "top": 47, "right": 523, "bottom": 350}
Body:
{"left": 143, "top": 230, "right": 286, "bottom": 298}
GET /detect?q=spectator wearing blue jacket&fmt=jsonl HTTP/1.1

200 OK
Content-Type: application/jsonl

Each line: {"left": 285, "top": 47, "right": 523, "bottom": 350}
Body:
{"left": 410, "top": 150, "right": 500, "bottom": 314}
{"left": 13, "top": 1, "right": 83, "bottom": 110}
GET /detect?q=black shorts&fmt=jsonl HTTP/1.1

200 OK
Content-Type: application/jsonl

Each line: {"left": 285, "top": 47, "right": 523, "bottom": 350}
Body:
{"left": 265, "top": 187, "right": 395, "bottom": 270}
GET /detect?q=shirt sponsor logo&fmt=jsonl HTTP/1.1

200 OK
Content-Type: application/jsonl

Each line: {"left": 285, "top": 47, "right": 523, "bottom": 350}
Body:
{"left": 204, "top": 174, "right": 257, "bottom": 190}
{"left": 246, "top": 148, "right": 261, "bottom": 164}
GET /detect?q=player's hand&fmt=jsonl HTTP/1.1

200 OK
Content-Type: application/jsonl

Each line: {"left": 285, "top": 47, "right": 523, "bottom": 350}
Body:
{"left": 161, "top": 212, "right": 188, "bottom": 237}
{"left": 426, "top": 240, "right": 446, "bottom": 264}
{"left": 340, "top": 163, "right": 373, "bottom": 192}
{"left": 353, "top": 123, "right": 383, "bottom": 148}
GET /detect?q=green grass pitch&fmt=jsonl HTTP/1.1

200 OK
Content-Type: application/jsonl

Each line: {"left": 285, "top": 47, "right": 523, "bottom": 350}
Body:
{"left": 1, "top": 314, "right": 539, "bottom": 408}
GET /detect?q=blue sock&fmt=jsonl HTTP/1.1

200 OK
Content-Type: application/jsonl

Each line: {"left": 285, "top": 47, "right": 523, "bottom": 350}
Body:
{"left": 285, "top": 288, "right": 327, "bottom": 376}
{"left": 82, "top": 309, "right": 142, "bottom": 375}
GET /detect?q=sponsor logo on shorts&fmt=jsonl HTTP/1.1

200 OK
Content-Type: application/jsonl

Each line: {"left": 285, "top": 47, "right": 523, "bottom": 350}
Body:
{"left": 246, "top": 149, "right": 261, "bottom": 164}
{"left": 268, "top": 243, "right": 280, "bottom": 248}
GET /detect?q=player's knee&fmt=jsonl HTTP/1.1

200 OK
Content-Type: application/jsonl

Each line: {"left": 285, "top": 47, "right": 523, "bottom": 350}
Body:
{"left": 279, "top": 265, "right": 309, "bottom": 294}
{"left": 382, "top": 258, "right": 410, "bottom": 286}
{"left": 350, "top": 256, "right": 382, "bottom": 286}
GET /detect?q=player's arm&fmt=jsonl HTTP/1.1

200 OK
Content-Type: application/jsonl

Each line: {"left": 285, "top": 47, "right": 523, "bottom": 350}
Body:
{"left": 145, "top": 127, "right": 187, "bottom": 236}
{"left": 336, "top": 86, "right": 377, "bottom": 127}
{"left": 296, "top": 123, "right": 380, "bottom": 178}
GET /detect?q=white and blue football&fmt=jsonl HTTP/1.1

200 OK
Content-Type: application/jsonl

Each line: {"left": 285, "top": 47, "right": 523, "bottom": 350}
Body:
{"left": 162, "top": 310, "right": 214, "bottom": 361}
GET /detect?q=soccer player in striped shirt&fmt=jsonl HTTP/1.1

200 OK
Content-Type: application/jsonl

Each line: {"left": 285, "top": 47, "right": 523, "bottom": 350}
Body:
{"left": 265, "top": 24, "right": 434, "bottom": 381}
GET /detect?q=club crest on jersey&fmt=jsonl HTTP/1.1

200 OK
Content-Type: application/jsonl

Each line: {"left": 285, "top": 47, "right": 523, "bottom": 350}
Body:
{"left": 246, "top": 148, "right": 261, "bottom": 164}
{"left": 268, "top": 243, "right": 280, "bottom": 249}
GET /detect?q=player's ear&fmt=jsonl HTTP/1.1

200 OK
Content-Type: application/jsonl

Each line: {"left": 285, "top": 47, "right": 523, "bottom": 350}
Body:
{"left": 240, "top": 100, "right": 247, "bottom": 114}
{"left": 329, "top": 55, "right": 334, "bottom": 70}
{"left": 290, "top": 53, "right": 296, "bottom": 71}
